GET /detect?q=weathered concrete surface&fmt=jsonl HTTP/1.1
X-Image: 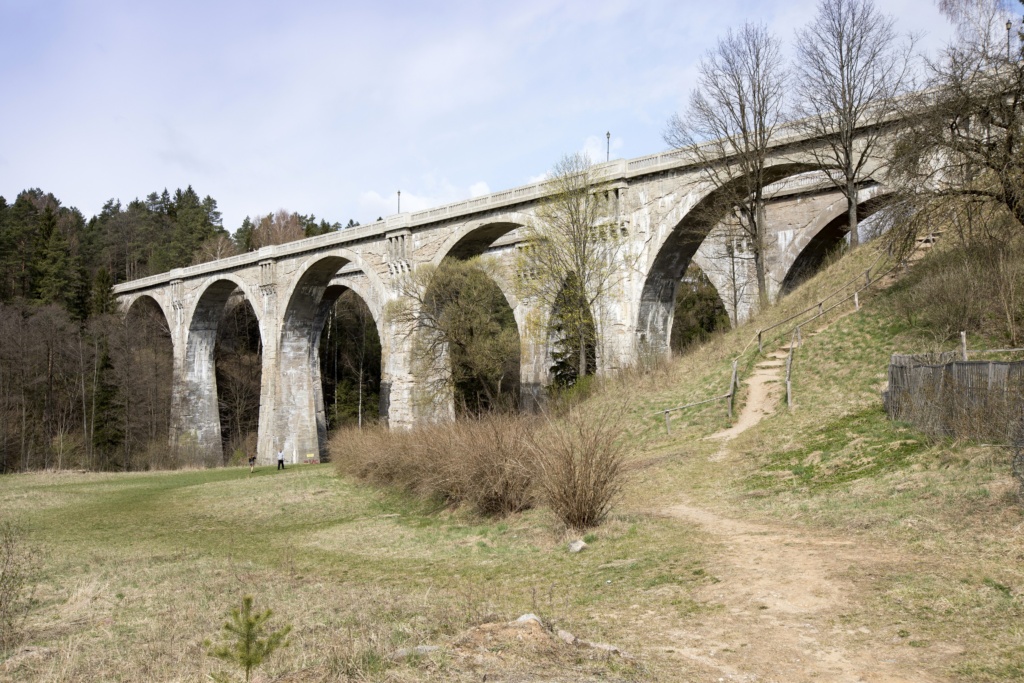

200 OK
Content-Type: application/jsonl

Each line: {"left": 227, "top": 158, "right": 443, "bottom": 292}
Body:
{"left": 115, "top": 132, "right": 890, "bottom": 463}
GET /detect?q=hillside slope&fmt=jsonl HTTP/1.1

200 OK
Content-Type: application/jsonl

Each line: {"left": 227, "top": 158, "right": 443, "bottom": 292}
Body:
{"left": 608, "top": 242, "right": 1024, "bottom": 682}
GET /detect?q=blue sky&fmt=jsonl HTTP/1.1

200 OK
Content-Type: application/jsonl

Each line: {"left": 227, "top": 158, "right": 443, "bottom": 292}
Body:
{"left": 0, "top": 0, "right": 956, "bottom": 231}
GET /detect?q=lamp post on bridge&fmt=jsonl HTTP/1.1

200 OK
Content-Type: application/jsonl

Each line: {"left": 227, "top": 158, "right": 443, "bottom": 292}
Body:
{"left": 397, "top": 190, "right": 401, "bottom": 214}
{"left": 606, "top": 131, "right": 610, "bottom": 162}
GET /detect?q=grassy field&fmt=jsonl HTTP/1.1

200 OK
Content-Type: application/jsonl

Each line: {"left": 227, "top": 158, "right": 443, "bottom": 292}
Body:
{"left": 0, "top": 464, "right": 714, "bottom": 681}
{"left": 2, "top": 242, "right": 1024, "bottom": 681}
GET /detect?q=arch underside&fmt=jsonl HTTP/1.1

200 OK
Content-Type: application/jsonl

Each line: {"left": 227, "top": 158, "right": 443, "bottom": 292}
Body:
{"left": 779, "top": 193, "right": 890, "bottom": 295}
{"left": 638, "top": 163, "right": 818, "bottom": 354}
{"left": 124, "top": 293, "right": 172, "bottom": 335}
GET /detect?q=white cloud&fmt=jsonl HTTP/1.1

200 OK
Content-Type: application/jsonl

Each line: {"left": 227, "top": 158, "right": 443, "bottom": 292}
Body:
{"left": 469, "top": 181, "right": 491, "bottom": 197}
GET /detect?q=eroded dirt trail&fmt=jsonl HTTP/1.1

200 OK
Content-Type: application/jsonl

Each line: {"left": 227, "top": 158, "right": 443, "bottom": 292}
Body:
{"left": 707, "top": 348, "right": 789, "bottom": 442}
{"left": 658, "top": 345, "right": 951, "bottom": 682}
{"left": 660, "top": 503, "right": 945, "bottom": 683}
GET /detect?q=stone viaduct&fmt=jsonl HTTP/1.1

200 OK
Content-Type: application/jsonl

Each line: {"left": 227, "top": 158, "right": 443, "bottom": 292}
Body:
{"left": 113, "top": 129, "right": 891, "bottom": 464}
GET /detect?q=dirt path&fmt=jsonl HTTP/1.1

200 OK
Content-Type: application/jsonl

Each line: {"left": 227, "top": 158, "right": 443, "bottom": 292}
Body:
{"left": 659, "top": 503, "right": 948, "bottom": 683}
{"left": 707, "top": 347, "right": 789, "bottom": 442}
{"left": 657, "top": 343, "right": 952, "bottom": 682}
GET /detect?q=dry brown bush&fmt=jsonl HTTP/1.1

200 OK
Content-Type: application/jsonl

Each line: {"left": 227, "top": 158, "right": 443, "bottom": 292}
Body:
{"left": 528, "top": 403, "right": 630, "bottom": 530}
{"left": 891, "top": 238, "right": 1024, "bottom": 345}
{"left": 332, "top": 413, "right": 538, "bottom": 516}
{"left": 333, "top": 403, "right": 631, "bottom": 526}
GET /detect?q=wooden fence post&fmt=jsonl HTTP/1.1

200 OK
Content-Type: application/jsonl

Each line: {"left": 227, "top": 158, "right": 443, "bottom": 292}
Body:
{"left": 961, "top": 331, "right": 968, "bottom": 361}
{"left": 786, "top": 334, "right": 794, "bottom": 408}
{"left": 854, "top": 291, "right": 859, "bottom": 311}
{"left": 757, "top": 330, "right": 763, "bottom": 353}
{"left": 728, "top": 360, "right": 738, "bottom": 419}
{"left": 865, "top": 269, "right": 871, "bottom": 286}
{"left": 664, "top": 412, "right": 671, "bottom": 435}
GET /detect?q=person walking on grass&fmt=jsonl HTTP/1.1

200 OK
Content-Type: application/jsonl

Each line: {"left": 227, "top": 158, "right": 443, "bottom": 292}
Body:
{"left": 277, "top": 447, "right": 285, "bottom": 471}
{"left": 248, "top": 452, "right": 256, "bottom": 473}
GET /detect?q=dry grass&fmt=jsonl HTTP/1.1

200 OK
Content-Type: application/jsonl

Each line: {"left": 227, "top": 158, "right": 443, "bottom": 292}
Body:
{"left": 0, "top": 465, "right": 709, "bottom": 682}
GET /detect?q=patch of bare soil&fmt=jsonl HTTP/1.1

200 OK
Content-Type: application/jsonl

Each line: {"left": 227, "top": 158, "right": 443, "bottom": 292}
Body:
{"left": 658, "top": 503, "right": 957, "bottom": 683}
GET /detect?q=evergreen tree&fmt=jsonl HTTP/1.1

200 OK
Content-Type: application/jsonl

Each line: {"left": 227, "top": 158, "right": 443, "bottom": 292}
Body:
{"left": 91, "top": 349, "right": 123, "bottom": 466}
{"left": 34, "top": 221, "right": 76, "bottom": 307}
{"left": 234, "top": 216, "right": 255, "bottom": 252}
{"left": 91, "top": 267, "right": 116, "bottom": 316}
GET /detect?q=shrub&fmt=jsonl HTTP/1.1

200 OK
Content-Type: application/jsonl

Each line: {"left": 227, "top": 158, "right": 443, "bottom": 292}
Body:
{"left": 333, "top": 413, "right": 538, "bottom": 516}
{"left": 529, "top": 403, "right": 629, "bottom": 530}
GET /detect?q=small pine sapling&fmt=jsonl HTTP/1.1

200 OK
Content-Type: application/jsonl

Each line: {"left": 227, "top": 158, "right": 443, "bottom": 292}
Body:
{"left": 205, "top": 595, "right": 292, "bottom": 683}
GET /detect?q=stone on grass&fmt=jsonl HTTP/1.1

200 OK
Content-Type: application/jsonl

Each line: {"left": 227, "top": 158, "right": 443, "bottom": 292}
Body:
{"left": 568, "top": 539, "right": 588, "bottom": 553}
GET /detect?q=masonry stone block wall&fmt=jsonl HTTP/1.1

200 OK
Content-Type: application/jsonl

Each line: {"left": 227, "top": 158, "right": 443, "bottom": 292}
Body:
{"left": 115, "top": 133, "right": 890, "bottom": 464}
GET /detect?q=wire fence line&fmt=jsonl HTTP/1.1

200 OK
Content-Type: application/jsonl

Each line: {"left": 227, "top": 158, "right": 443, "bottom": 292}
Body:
{"left": 654, "top": 248, "right": 904, "bottom": 434}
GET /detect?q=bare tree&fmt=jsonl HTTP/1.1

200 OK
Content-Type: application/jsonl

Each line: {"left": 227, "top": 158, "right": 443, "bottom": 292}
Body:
{"left": 249, "top": 210, "right": 306, "bottom": 249}
{"left": 664, "top": 22, "right": 788, "bottom": 307}
{"left": 885, "top": 0, "right": 1024, "bottom": 254}
{"left": 192, "top": 234, "right": 239, "bottom": 264}
{"left": 515, "top": 153, "right": 628, "bottom": 380}
{"left": 794, "top": 0, "right": 915, "bottom": 247}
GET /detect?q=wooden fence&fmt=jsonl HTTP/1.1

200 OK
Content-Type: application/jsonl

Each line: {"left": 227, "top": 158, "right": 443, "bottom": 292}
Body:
{"left": 883, "top": 353, "right": 1024, "bottom": 441}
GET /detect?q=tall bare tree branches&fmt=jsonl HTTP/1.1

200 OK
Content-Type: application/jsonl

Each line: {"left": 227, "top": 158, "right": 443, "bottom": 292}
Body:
{"left": 886, "top": 1, "right": 1024, "bottom": 253}
{"left": 515, "top": 153, "right": 627, "bottom": 379}
{"left": 664, "top": 22, "right": 788, "bottom": 307}
{"left": 794, "top": 0, "right": 915, "bottom": 246}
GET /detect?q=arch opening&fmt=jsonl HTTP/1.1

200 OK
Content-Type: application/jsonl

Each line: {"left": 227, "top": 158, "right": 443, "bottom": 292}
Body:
{"left": 109, "top": 295, "right": 173, "bottom": 470}
{"left": 215, "top": 296, "right": 263, "bottom": 465}
{"left": 638, "top": 163, "right": 817, "bottom": 353}
{"left": 418, "top": 257, "right": 522, "bottom": 415}
{"left": 670, "top": 264, "right": 731, "bottom": 354}
{"left": 317, "top": 286, "right": 383, "bottom": 433}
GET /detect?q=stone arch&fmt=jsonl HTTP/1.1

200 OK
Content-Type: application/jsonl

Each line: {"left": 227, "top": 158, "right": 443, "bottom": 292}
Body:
{"left": 273, "top": 250, "right": 388, "bottom": 460}
{"left": 183, "top": 274, "right": 264, "bottom": 344}
{"left": 432, "top": 217, "right": 539, "bottom": 409}
{"left": 774, "top": 185, "right": 892, "bottom": 295}
{"left": 174, "top": 275, "right": 265, "bottom": 464}
{"left": 636, "top": 161, "right": 818, "bottom": 355}
{"left": 279, "top": 249, "right": 388, "bottom": 334}
{"left": 431, "top": 212, "right": 534, "bottom": 265}
{"left": 121, "top": 292, "right": 173, "bottom": 334}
